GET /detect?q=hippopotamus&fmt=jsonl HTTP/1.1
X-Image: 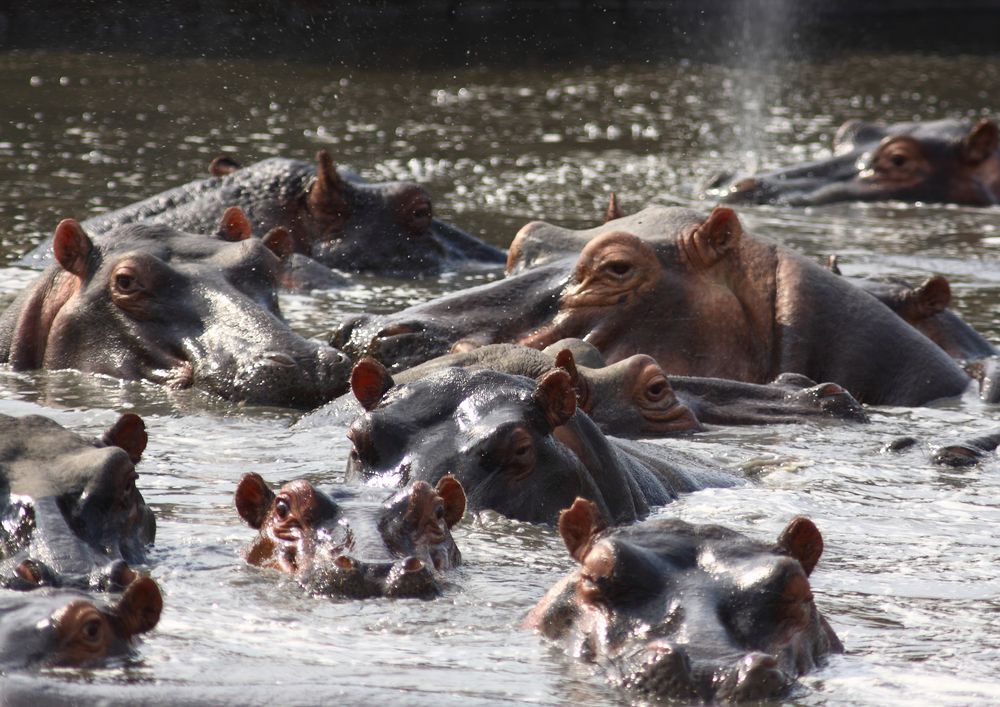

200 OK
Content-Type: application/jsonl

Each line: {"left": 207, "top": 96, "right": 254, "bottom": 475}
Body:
{"left": 235, "top": 472, "right": 466, "bottom": 599}
{"left": 24, "top": 151, "right": 506, "bottom": 277}
{"left": 885, "top": 429, "right": 1000, "bottom": 467}
{"left": 344, "top": 359, "right": 741, "bottom": 525}
{"left": 334, "top": 205, "right": 970, "bottom": 406}
{"left": 0, "top": 576, "right": 161, "bottom": 669}
{"left": 705, "top": 118, "right": 1000, "bottom": 206}
{"left": 390, "top": 341, "right": 867, "bottom": 434}
{"left": 1, "top": 215, "right": 351, "bottom": 407}
{"left": 0, "top": 413, "right": 154, "bottom": 591}
{"left": 526, "top": 499, "right": 842, "bottom": 702}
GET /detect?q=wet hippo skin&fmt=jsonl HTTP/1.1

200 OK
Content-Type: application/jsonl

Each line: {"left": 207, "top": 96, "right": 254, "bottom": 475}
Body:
{"left": 526, "top": 499, "right": 843, "bottom": 703}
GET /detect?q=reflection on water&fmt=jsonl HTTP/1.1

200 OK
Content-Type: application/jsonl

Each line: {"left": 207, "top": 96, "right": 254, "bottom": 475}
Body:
{"left": 2, "top": 49, "right": 1000, "bottom": 705}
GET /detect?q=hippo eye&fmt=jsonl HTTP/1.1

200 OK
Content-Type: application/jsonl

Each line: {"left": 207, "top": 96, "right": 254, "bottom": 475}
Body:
{"left": 79, "top": 617, "right": 104, "bottom": 646}
{"left": 275, "top": 498, "right": 290, "bottom": 520}
{"left": 646, "top": 378, "right": 669, "bottom": 401}
{"left": 602, "top": 260, "right": 632, "bottom": 278}
{"left": 890, "top": 153, "right": 908, "bottom": 168}
{"left": 112, "top": 268, "right": 144, "bottom": 296}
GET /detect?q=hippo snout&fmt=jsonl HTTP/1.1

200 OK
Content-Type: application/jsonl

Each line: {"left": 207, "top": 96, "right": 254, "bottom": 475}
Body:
{"left": 301, "top": 553, "right": 441, "bottom": 599}
{"left": 331, "top": 315, "right": 451, "bottom": 371}
{"left": 716, "top": 653, "right": 794, "bottom": 702}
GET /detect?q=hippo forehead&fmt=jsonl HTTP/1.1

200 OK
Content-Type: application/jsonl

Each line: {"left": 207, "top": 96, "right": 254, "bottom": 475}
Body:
{"left": 525, "top": 206, "right": 704, "bottom": 249}
{"left": 374, "top": 368, "right": 538, "bottom": 424}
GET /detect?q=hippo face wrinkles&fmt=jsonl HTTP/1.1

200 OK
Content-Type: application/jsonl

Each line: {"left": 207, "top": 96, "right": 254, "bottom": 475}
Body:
{"left": 235, "top": 473, "right": 465, "bottom": 599}
{"left": 527, "top": 500, "right": 843, "bottom": 702}
{"left": 0, "top": 218, "right": 351, "bottom": 408}
{"left": 708, "top": 118, "right": 1000, "bottom": 206}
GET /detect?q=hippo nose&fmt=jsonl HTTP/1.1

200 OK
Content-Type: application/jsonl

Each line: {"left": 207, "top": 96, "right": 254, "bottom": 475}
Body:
{"left": 330, "top": 315, "right": 370, "bottom": 350}
{"left": 723, "top": 653, "right": 792, "bottom": 702}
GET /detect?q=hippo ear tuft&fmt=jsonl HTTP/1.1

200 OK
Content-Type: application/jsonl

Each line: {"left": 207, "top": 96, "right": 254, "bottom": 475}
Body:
{"left": 688, "top": 207, "right": 742, "bottom": 267}
{"left": 53, "top": 219, "right": 93, "bottom": 277}
{"left": 217, "top": 206, "right": 252, "bottom": 241}
{"left": 604, "top": 192, "right": 625, "bottom": 223}
{"left": 262, "top": 227, "right": 296, "bottom": 260}
{"left": 351, "top": 358, "right": 395, "bottom": 411}
{"left": 436, "top": 475, "right": 467, "bottom": 528}
{"left": 102, "top": 413, "right": 148, "bottom": 464}
{"left": 115, "top": 576, "right": 163, "bottom": 637}
{"left": 235, "top": 473, "right": 276, "bottom": 529}
{"left": 558, "top": 498, "right": 607, "bottom": 563}
{"left": 777, "top": 516, "right": 823, "bottom": 577}
{"left": 533, "top": 369, "right": 577, "bottom": 429}
{"left": 209, "top": 154, "right": 241, "bottom": 177}
{"left": 915, "top": 275, "right": 951, "bottom": 316}
{"left": 962, "top": 118, "right": 999, "bottom": 164}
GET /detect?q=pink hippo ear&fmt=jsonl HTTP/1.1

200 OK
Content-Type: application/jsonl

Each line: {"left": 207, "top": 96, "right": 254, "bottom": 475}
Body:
{"left": 914, "top": 275, "right": 951, "bottom": 317}
{"left": 216, "top": 206, "right": 253, "bottom": 241}
{"left": 962, "top": 118, "right": 1000, "bottom": 164}
{"left": 558, "top": 497, "right": 608, "bottom": 563}
{"left": 262, "top": 227, "right": 295, "bottom": 260}
{"left": 777, "top": 516, "right": 823, "bottom": 577}
{"left": 101, "top": 413, "right": 148, "bottom": 464}
{"left": 533, "top": 369, "right": 577, "bottom": 430}
{"left": 209, "top": 154, "right": 241, "bottom": 177}
{"left": 682, "top": 207, "right": 743, "bottom": 268}
{"left": 435, "top": 475, "right": 467, "bottom": 528}
{"left": 308, "top": 150, "right": 351, "bottom": 224}
{"left": 604, "top": 192, "right": 625, "bottom": 223}
{"left": 351, "top": 357, "right": 395, "bottom": 411}
{"left": 235, "top": 473, "right": 276, "bottom": 529}
{"left": 53, "top": 219, "right": 93, "bottom": 277}
{"left": 113, "top": 576, "right": 163, "bottom": 637}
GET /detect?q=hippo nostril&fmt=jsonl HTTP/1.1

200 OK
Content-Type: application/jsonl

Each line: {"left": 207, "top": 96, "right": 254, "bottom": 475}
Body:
{"left": 263, "top": 352, "right": 297, "bottom": 367}
{"left": 334, "top": 555, "right": 358, "bottom": 571}
{"left": 816, "top": 382, "right": 845, "bottom": 397}
{"left": 733, "top": 177, "right": 759, "bottom": 193}
{"left": 402, "top": 556, "right": 425, "bottom": 573}
{"left": 379, "top": 323, "right": 418, "bottom": 338}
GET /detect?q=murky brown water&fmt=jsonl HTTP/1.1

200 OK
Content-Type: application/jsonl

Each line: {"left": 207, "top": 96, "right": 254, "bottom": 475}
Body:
{"left": 2, "top": 49, "right": 1000, "bottom": 705}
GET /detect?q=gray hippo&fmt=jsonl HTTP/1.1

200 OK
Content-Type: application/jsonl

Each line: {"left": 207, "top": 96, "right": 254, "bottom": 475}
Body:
{"left": 235, "top": 473, "right": 465, "bottom": 599}
{"left": 705, "top": 118, "right": 1000, "bottom": 206}
{"left": 526, "top": 498, "right": 842, "bottom": 702}
{"left": 333, "top": 205, "right": 970, "bottom": 406}
{"left": 1, "top": 215, "right": 351, "bottom": 407}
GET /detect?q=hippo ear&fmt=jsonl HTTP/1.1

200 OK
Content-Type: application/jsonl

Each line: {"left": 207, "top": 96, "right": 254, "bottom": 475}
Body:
{"left": 961, "top": 118, "right": 999, "bottom": 164}
{"left": 603, "top": 192, "right": 625, "bottom": 223}
{"left": 553, "top": 349, "right": 580, "bottom": 387}
{"left": 101, "top": 413, "right": 148, "bottom": 464}
{"left": 914, "top": 275, "right": 951, "bottom": 316}
{"left": 436, "top": 475, "right": 467, "bottom": 528}
{"left": 262, "top": 227, "right": 295, "bottom": 260}
{"left": 684, "top": 207, "right": 743, "bottom": 268}
{"left": 351, "top": 358, "right": 395, "bottom": 411}
{"left": 533, "top": 369, "right": 577, "bottom": 429}
{"left": 114, "top": 576, "right": 163, "bottom": 637}
{"left": 309, "top": 150, "right": 351, "bottom": 219}
{"left": 558, "top": 498, "right": 608, "bottom": 563}
{"left": 826, "top": 254, "right": 842, "bottom": 275}
{"left": 53, "top": 219, "right": 93, "bottom": 277}
{"left": 209, "top": 154, "right": 241, "bottom": 177}
{"left": 235, "top": 473, "right": 276, "bottom": 529}
{"left": 777, "top": 516, "right": 823, "bottom": 577}
{"left": 216, "top": 206, "right": 253, "bottom": 241}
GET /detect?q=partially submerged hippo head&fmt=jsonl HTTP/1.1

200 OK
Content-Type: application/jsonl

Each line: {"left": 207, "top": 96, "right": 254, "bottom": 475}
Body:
{"left": 0, "top": 413, "right": 155, "bottom": 590}
{"left": 707, "top": 118, "right": 1000, "bottom": 206}
{"left": 526, "top": 499, "right": 843, "bottom": 702}
{"left": 0, "top": 576, "right": 162, "bottom": 669}
{"left": 235, "top": 472, "right": 465, "bottom": 599}
{"left": 0, "top": 214, "right": 351, "bottom": 408}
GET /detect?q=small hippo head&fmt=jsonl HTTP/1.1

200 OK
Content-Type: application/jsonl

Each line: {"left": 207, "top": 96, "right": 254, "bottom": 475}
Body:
{"left": 527, "top": 499, "right": 843, "bottom": 702}
{"left": 709, "top": 118, "right": 1000, "bottom": 206}
{"left": 234, "top": 472, "right": 466, "bottom": 599}
{"left": 0, "top": 576, "right": 162, "bottom": 669}
{"left": 0, "top": 214, "right": 351, "bottom": 408}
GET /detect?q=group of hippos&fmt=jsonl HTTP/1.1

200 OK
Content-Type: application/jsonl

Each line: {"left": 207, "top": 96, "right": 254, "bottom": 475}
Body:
{"left": 1, "top": 115, "right": 999, "bottom": 702}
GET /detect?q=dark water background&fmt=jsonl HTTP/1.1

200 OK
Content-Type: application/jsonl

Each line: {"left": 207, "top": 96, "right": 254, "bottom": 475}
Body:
{"left": 1, "top": 47, "right": 1000, "bottom": 705}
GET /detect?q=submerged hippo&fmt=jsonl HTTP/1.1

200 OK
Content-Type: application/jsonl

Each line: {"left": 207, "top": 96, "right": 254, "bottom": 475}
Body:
{"left": 25, "top": 151, "right": 505, "bottom": 277}
{"left": 0, "top": 576, "right": 162, "bottom": 669}
{"left": 526, "top": 499, "right": 842, "bottom": 702}
{"left": 344, "top": 359, "right": 740, "bottom": 525}
{"left": 334, "top": 205, "right": 969, "bottom": 406}
{"left": 1, "top": 216, "right": 351, "bottom": 408}
{"left": 0, "top": 413, "right": 154, "bottom": 591}
{"left": 706, "top": 118, "right": 1000, "bottom": 206}
{"left": 235, "top": 472, "right": 466, "bottom": 599}
{"left": 393, "top": 342, "right": 866, "bottom": 434}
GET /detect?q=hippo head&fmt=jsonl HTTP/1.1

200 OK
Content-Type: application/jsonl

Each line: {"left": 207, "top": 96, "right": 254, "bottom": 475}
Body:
{"left": 708, "top": 118, "right": 1000, "bottom": 206}
{"left": 0, "top": 213, "right": 351, "bottom": 408}
{"left": 235, "top": 472, "right": 466, "bottom": 599}
{"left": 0, "top": 576, "right": 162, "bottom": 669}
{"left": 527, "top": 499, "right": 843, "bottom": 702}
{"left": 0, "top": 413, "right": 155, "bottom": 588}
{"left": 345, "top": 358, "right": 626, "bottom": 524}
